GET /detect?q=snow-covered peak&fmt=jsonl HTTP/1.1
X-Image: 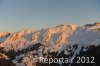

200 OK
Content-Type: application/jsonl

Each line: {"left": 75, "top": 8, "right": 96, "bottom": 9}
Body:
{"left": 54, "top": 23, "right": 77, "bottom": 31}
{"left": 32, "top": 23, "right": 77, "bottom": 45}
{"left": 19, "top": 29, "right": 34, "bottom": 34}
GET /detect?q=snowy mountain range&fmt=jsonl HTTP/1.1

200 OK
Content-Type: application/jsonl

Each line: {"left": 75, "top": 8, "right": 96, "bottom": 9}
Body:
{"left": 0, "top": 22, "right": 100, "bottom": 66}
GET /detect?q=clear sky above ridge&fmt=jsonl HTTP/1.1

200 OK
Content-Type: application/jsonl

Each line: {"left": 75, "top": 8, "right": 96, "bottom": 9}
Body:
{"left": 0, "top": 0, "right": 100, "bottom": 32}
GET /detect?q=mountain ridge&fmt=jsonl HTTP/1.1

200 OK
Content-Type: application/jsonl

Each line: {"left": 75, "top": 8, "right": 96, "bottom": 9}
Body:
{"left": 0, "top": 22, "right": 100, "bottom": 66}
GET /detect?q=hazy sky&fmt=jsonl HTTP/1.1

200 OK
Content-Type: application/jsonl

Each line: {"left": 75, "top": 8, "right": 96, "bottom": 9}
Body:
{"left": 0, "top": 0, "right": 100, "bottom": 32}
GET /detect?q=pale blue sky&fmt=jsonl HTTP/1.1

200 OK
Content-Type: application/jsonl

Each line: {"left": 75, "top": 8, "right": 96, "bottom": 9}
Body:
{"left": 0, "top": 0, "right": 100, "bottom": 32}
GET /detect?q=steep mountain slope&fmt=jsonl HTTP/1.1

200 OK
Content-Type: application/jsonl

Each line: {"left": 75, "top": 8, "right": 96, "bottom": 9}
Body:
{"left": 0, "top": 22, "right": 100, "bottom": 66}
{"left": 0, "top": 32, "right": 11, "bottom": 43}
